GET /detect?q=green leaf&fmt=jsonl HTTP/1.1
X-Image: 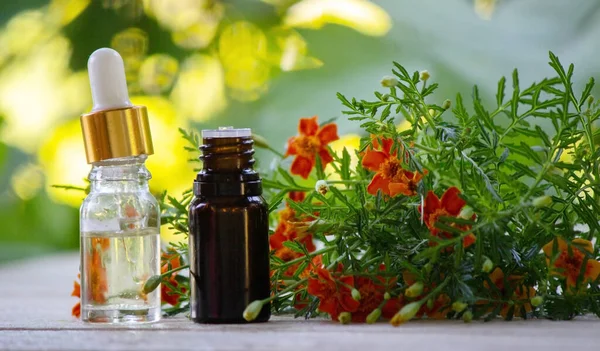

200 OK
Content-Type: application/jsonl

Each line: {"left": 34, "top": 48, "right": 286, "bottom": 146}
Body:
{"left": 496, "top": 76, "right": 506, "bottom": 107}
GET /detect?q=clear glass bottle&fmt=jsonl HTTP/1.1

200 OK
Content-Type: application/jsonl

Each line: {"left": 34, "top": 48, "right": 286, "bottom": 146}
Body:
{"left": 80, "top": 155, "right": 161, "bottom": 323}
{"left": 79, "top": 48, "right": 161, "bottom": 323}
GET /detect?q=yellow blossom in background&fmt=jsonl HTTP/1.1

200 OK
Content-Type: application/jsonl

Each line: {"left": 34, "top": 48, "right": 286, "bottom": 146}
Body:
{"left": 130, "top": 96, "right": 197, "bottom": 197}
{"left": 10, "top": 163, "right": 44, "bottom": 201}
{"left": 139, "top": 54, "right": 179, "bottom": 95}
{"left": 474, "top": 0, "right": 497, "bottom": 20}
{"left": 48, "top": 0, "right": 91, "bottom": 26}
{"left": 284, "top": 0, "right": 392, "bottom": 37}
{"left": 274, "top": 29, "right": 324, "bottom": 72}
{"left": 219, "top": 21, "right": 271, "bottom": 101}
{"left": 38, "top": 119, "right": 90, "bottom": 206}
{"left": 326, "top": 134, "right": 361, "bottom": 179}
{"left": 0, "top": 35, "right": 91, "bottom": 152}
{"left": 170, "top": 54, "right": 227, "bottom": 122}
{"left": 111, "top": 27, "right": 149, "bottom": 93}
{"left": 0, "top": 11, "right": 50, "bottom": 66}
{"left": 144, "top": 0, "right": 223, "bottom": 49}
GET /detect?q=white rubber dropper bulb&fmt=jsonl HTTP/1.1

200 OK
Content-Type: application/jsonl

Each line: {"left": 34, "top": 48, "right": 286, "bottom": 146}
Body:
{"left": 88, "top": 48, "right": 133, "bottom": 112}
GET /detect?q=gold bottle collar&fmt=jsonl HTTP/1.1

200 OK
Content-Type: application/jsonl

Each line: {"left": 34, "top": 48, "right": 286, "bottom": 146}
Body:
{"left": 80, "top": 106, "right": 154, "bottom": 164}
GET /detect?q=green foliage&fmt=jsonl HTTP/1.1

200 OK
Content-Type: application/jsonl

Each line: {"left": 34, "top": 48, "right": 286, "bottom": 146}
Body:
{"left": 161, "top": 52, "right": 600, "bottom": 322}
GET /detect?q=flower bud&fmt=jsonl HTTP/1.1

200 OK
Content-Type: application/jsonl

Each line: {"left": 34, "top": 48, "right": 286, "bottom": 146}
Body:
{"left": 442, "top": 99, "right": 451, "bottom": 110}
{"left": 338, "top": 311, "right": 352, "bottom": 324}
{"left": 315, "top": 180, "right": 329, "bottom": 196}
{"left": 351, "top": 288, "right": 361, "bottom": 301}
{"left": 482, "top": 258, "right": 494, "bottom": 273}
{"left": 365, "top": 201, "right": 376, "bottom": 211}
{"left": 243, "top": 300, "right": 265, "bottom": 322}
{"left": 532, "top": 195, "right": 552, "bottom": 208}
{"left": 366, "top": 308, "right": 382, "bottom": 324}
{"left": 459, "top": 206, "right": 474, "bottom": 219}
{"left": 424, "top": 262, "right": 433, "bottom": 274}
{"left": 420, "top": 70, "right": 430, "bottom": 82}
{"left": 381, "top": 76, "right": 399, "bottom": 88}
{"left": 142, "top": 274, "right": 162, "bottom": 294}
{"left": 382, "top": 94, "right": 390, "bottom": 102}
{"left": 587, "top": 95, "right": 594, "bottom": 105}
{"left": 531, "top": 296, "right": 544, "bottom": 307}
{"left": 462, "top": 310, "right": 473, "bottom": 323}
{"left": 384, "top": 292, "right": 391, "bottom": 300}
{"left": 251, "top": 133, "right": 270, "bottom": 150}
{"left": 452, "top": 301, "right": 468, "bottom": 313}
{"left": 390, "top": 301, "right": 421, "bottom": 326}
{"left": 405, "top": 282, "right": 424, "bottom": 298}
{"left": 426, "top": 298, "right": 434, "bottom": 310}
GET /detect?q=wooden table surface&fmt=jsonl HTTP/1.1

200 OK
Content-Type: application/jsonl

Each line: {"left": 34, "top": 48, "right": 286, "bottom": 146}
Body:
{"left": 1, "top": 253, "right": 600, "bottom": 351}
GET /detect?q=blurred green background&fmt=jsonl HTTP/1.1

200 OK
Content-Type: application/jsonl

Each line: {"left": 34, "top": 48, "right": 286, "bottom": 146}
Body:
{"left": 1, "top": 0, "right": 599, "bottom": 263}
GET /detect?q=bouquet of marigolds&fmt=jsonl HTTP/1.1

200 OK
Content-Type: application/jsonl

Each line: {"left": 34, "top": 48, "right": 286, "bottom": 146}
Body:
{"left": 72, "top": 52, "right": 600, "bottom": 325}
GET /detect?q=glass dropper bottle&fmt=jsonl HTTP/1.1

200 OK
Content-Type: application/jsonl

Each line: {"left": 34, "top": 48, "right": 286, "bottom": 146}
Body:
{"left": 188, "top": 127, "right": 271, "bottom": 323}
{"left": 79, "top": 48, "right": 161, "bottom": 323}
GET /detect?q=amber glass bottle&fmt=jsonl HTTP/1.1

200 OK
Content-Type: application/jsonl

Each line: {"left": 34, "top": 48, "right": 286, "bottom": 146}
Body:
{"left": 188, "top": 127, "right": 270, "bottom": 323}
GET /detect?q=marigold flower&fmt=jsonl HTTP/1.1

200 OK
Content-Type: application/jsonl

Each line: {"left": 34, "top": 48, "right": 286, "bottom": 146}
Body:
{"left": 419, "top": 187, "right": 476, "bottom": 248}
{"left": 85, "top": 238, "right": 109, "bottom": 304}
{"left": 72, "top": 302, "right": 81, "bottom": 318}
{"left": 542, "top": 237, "right": 600, "bottom": 291}
{"left": 161, "top": 251, "right": 186, "bottom": 306}
{"left": 307, "top": 266, "right": 359, "bottom": 321}
{"left": 269, "top": 194, "right": 317, "bottom": 256}
{"left": 388, "top": 169, "right": 427, "bottom": 197}
{"left": 482, "top": 267, "right": 536, "bottom": 318}
{"left": 286, "top": 116, "right": 339, "bottom": 179}
{"left": 71, "top": 274, "right": 81, "bottom": 318}
{"left": 362, "top": 137, "right": 425, "bottom": 197}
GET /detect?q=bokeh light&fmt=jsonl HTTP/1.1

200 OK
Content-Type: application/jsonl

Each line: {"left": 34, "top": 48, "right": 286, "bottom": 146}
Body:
{"left": 326, "top": 134, "right": 361, "bottom": 179}
{"left": 284, "top": 0, "right": 392, "bottom": 37}
{"left": 474, "top": 0, "right": 497, "bottom": 20}
{"left": 10, "top": 163, "right": 44, "bottom": 201}
{"left": 0, "top": 34, "right": 90, "bottom": 152}
{"left": 139, "top": 54, "right": 179, "bottom": 94}
{"left": 170, "top": 54, "right": 227, "bottom": 121}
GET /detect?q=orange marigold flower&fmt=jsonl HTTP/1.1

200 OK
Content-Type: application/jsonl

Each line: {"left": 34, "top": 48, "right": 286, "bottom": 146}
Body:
{"left": 483, "top": 267, "right": 536, "bottom": 318}
{"left": 85, "top": 238, "right": 109, "bottom": 303}
{"left": 307, "top": 266, "right": 359, "bottom": 321}
{"left": 71, "top": 274, "right": 81, "bottom": 318}
{"left": 362, "top": 137, "right": 425, "bottom": 197}
{"left": 419, "top": 187, "right": 476, "bottom": 248}
{"left": 352, "top": 277, "right": 383, "bottom": 322}
{"left": 351, "top": 272, "right": 399, "bottom": 323}
{"left": 72, "top": 302, "right": 81, "bottom": 318}
{"left": 161, "top": 251, "right": 186, "bottom": 306}
{"left": 286, "top": 116, "right": 339, "bottom": 179}
{"left": 542, "top": 237, "right": 600, "bottom": 291}
{"left": 288, "top": 191, "right": 306, "bottom": 202}
{"left": 294, "top": 255, "right": 325, "bottom": 310}
{"left": 389, "top": 169, "right": 428, "bottom": 197}
{"left": 270, "top": 196, "right": 317, "bottom": 254}
{"left": 382, "top": 296, "right": 404, "bottom": 319}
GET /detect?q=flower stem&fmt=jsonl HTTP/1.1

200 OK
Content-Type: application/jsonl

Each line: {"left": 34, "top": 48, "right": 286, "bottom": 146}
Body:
{"left": 274, "top": 246, "right": 336, "bottom": 269}
{"left": 263, "top": 278, "right": 308, "bottom": 304}
{"left": 161, "top": 264, "right": 189, "bottom": 277}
